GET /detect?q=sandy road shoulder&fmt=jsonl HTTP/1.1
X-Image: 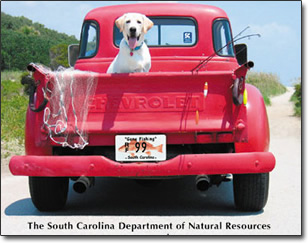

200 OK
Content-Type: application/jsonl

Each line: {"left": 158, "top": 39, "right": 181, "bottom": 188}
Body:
{"left": 266, "top": 87, "right": 301, "bottom": 139}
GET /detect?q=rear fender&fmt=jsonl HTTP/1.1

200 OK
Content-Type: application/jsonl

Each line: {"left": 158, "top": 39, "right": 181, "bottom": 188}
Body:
{"left": 235, "top": 84, "right": 270, "bottom": 152}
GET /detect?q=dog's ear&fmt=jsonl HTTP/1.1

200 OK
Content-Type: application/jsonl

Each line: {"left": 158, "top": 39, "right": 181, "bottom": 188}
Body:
{"left": 115, "top": 14, "right": 126, "bottom": 32}
{"left": 142, "top": 15, "right": 154, "bottom": 34}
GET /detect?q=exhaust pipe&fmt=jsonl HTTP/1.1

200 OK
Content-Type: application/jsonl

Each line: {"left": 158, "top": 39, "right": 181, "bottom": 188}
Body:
{"left": 196, "top": 175, "right": 211, "bottom": 191}
{"left": 73, "top": 176, "right": 94, "bottom": 193}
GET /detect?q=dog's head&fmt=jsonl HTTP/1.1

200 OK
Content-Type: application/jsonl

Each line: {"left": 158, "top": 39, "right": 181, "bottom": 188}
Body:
{"left": 115, "top": 13, "right": 153, "bottom": 50}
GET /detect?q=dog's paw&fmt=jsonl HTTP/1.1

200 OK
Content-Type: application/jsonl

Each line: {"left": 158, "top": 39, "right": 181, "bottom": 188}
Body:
{"left": 133, "top": 68, "right": 144, "bottom": 72}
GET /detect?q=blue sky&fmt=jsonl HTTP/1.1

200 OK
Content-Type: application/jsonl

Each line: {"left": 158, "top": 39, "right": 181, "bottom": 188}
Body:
{"left": 1, "top": 1, "right": 302, "bottom": 86}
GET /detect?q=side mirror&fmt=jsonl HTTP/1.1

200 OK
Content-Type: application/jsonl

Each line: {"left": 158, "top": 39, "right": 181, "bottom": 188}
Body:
{"left": 234, "top": 43, "right": 247, "bottom": 66}
{"left": 68, "top": 44, "right": 79, "bottom": 67}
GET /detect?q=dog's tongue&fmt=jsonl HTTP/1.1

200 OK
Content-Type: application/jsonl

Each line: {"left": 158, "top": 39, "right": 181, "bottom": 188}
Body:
{"left": 128, "top": 37, "right": 138, "bottom": 50}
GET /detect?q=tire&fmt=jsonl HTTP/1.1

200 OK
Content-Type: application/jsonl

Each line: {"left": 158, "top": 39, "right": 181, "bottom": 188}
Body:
{"left": 233, "top": 173, "right": 269, "bottom": 211}
{"left": 29, "top": 177, "right": 69, "bottom": 211}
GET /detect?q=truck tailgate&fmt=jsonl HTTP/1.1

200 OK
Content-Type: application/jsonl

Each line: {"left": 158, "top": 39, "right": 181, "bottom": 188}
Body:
{"left": 87, "top": 71, "right": 234, "bottom": 134}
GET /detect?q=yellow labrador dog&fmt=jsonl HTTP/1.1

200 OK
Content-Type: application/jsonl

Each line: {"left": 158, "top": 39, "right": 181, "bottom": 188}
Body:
{"left": 107, "top": 13, "right": 153, "bottom": 73}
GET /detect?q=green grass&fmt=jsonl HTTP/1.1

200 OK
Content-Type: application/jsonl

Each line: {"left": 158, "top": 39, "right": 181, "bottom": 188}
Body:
{"left": 1, "top": 71, "right": 28, "bottom": 144}
{"left": 1, "top": 70, "right": 24, "bottom": 82}
{"left": 246, "top": 71, "right": 287, "bottom": 106}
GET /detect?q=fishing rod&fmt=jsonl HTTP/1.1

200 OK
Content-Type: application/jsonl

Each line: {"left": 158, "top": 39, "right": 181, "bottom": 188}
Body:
{"left": 191, "top": 27, "right": 260, "bottom": 72}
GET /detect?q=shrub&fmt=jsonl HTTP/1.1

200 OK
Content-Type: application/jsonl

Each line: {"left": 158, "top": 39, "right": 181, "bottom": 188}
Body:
{"left": 246, "top": 72, "right": 287, "bottom": 105}
{"left": 290, "top": 81, "right": 301, "bottom": 116}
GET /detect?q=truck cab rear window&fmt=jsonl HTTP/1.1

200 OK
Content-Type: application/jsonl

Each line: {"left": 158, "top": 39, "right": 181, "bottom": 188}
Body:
{"left": 114, "top": 17, "right": 197, "bottom": 47}
{"left": 79, "top": 21, "right": 99, "bottom": 58}
{"left": 213, "top": 19, "right": 234, "bottom": 56}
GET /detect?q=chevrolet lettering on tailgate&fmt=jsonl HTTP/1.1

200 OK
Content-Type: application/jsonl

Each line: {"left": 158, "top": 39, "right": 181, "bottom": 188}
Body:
{"left": 88, "top": 94, "right": 204, "bottom": 112}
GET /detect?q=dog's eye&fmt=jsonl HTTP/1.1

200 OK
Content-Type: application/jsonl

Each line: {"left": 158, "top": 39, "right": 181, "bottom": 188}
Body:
{"left": 126, "top": 20, "right": 131, "bottom": 24}
{"left": 137, "top": 20, "right": 142, "bottom": 24}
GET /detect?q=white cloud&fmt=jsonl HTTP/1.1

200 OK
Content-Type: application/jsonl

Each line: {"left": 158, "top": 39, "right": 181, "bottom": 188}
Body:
{"left": 243, "top": 21, "right": 300, "bottom": 85}
{"left": 22, "top": 1, "right": 38, "bottom": 6}
{"left": 250, "top": 22, "right": 292, "bottom": 39}
{"left": 248, "top": 22, "right": 299, "bottom": 49}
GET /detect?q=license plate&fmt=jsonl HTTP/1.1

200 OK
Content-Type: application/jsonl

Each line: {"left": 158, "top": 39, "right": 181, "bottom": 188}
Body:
{"left": 115, "top": 134, "right": 166, "bottom": 162}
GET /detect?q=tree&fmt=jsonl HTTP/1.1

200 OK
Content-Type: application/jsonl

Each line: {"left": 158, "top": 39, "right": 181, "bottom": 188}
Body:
{"left": 49, "top": 43, "right": 70, "bottom": 70}
{"left": 1, "top": 12, "right": 78, "bottom": 70}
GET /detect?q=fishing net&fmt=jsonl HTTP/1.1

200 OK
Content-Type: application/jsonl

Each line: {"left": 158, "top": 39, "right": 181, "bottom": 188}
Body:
{"left": 42, "top": 66, "right": 98, "bottom": 149}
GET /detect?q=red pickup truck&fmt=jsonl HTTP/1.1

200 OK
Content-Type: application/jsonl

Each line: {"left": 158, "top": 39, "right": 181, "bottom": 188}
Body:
{"left": 10, "top": 3, "right": 275, "bottom": 212}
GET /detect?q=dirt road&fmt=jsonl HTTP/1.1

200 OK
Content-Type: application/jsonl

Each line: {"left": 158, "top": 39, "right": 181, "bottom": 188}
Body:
{"left": 1, "top": 88, "right": 301, "bottom": 235}
{"left": 262, "top": 87, "right": 301, "bottom": 234}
